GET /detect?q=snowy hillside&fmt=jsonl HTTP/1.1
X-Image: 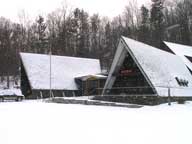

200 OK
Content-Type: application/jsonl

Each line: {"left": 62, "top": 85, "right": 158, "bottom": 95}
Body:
{"left": 0, "top": 101, "right": 191, "bottom": 144}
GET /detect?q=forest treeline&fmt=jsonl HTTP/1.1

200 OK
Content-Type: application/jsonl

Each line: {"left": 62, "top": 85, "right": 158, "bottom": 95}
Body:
{"left": 0, "top": 0, "right": 192, "bottom": 77}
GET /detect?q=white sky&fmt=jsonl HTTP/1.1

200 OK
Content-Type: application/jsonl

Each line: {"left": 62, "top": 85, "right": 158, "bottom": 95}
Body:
{"left": 0, "top": 0, "right": 151, "bottom": 22}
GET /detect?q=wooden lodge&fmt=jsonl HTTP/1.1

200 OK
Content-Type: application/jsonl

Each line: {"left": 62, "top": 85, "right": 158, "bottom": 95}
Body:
{"left": 20, "top": 53, "right": 105, "bottom": 99}
{"left": 103, "top": 36, "right": 192, "bottom": 97}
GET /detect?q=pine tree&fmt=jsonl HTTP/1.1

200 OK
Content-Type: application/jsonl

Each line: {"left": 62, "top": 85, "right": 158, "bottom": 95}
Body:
{"left": 90, "top": 14, "right": 100, "bottom": 57}
{"left": 176, "top": 0, "right": 192, "bottom": 45}
{"left": 138, "top": 5, "right": 150, "bottom": 44}
{"left": 150, "top": 0, "right": 165, "bottom": 48}
{"left": 36, "top": 16, "right": 47, "bottom": 53}
{"left": 102, "top": 22, "right": 112, "bottom": 69}
{"left": 78, "top": 10, "right": 90, "bottom": 57}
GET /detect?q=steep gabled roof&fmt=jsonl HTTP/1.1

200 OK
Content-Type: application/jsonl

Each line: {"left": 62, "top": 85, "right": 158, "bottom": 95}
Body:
{"left": 103, "top": 37, "right": 192, "bottom": 96}
{"left": 163, "top": 41, "right": 192, "bottom": 71}
{"left": 20, "top": 53, "right": 101, "bottom": 90}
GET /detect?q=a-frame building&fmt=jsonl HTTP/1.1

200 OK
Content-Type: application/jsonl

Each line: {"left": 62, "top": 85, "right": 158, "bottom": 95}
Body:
{"left": 20, "top": 52, "right": 102, "bottom": 99}
{"left": 103, "top": 36, "right": 192, "bottom": 97}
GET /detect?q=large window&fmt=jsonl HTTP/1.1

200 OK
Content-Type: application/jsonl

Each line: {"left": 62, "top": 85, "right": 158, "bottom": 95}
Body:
{"left": 111, "top": 52, "right": 154, "bottom": 95}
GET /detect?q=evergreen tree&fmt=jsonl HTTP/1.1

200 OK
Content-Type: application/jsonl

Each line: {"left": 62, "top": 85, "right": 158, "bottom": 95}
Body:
{"left": 101, "top": 22, "right": 112, "bottom": 69}
{"left": 36, "top": 16, "right": 47, "bottom": 53}
{"left": 150, "top": 0, "right": 165, "bottom": 48}
{"left": 176, "top": 0, "right": 192, "bottom": 45}
{"left": 90, "top": 14, "right": 100, "bottom": 57}
{"left": 78, "top": 10, "right": 90, "bottom": 57}
{"left": 138, "top": 5, "right": 150, "bottom": 44}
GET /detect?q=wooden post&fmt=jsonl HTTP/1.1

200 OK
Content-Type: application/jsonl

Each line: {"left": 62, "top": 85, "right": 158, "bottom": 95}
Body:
{"left": 7, "top": 75, "right": 10, "bottom": 88}
{"left": 82, "top": 81, "right": 84, "bottom": 96}
{"left": 85, "top": 80, "right": 88, "bottom": 96}
{"left": 98, "top": 80, "right": 100, "bottom": 95}
{"left": 168, "top": 87, "right": 171, "bottom": 106}
{"left": 72, "top": 91, "right": 75, "bottom": 97}
{"left": 62, "top": 91, "right": 65, "bottom": 97}
{"left": 40, "top": 91, "right": 43, "bottom": 99}
{"left": 49, "top": 45, "right": 52, "bottom": 98}
{"left": 51, "top": 91, "right": 54, "bottom": 97}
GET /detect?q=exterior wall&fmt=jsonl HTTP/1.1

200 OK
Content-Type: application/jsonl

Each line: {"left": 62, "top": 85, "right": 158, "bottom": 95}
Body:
{"left": 27, "top": 90, "right": 79, "bottom": 99}
{"left": 76, "top": 79, "right": 106, "bottom": 96}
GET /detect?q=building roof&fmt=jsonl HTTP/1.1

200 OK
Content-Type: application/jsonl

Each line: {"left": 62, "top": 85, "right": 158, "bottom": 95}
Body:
{"left": 103, "top": 36, "right": 192, "bottom": 96}
{"left": 0, "top": 89, "right": 23, "bottom": 96}
{"left": 20, "top": 53, "right": 101, "bottom": 90}
{"left": 75, "top": 74, "right": 107, "bottom": 81}
{"left": 163, "top": 41, "right": 192, "bottom": 71}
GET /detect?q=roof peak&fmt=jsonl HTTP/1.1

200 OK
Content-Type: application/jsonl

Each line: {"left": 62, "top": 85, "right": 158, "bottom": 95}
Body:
{"left": 20, "top": 52, "right": 99, "bottom": 61}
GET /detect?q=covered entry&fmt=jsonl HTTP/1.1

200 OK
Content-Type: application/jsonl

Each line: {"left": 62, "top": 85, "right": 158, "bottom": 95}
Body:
{"left": 75, "top": 75, "right": 106, "bottom": 96}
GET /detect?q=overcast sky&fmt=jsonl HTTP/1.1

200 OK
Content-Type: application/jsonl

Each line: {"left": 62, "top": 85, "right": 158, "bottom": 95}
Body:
{"left": 0, "top": 0, "right": 151, "bottom": 22}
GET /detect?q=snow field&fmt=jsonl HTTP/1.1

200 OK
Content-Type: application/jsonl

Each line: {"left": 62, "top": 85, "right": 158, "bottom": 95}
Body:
{"left": 0, "top": 101, "right": 192, "bottom": 144}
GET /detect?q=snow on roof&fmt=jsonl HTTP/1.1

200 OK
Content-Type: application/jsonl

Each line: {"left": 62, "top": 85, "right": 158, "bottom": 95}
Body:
{"left": 122, "top": 37, "right": 192, "bottom": 96}
{"left": 20, "top": 53, "right": 101, "bottom": 90}
{"left": 104, "top": 37, "right": 192, "bottom": 96}
{"left": 164, "top": 41, "right": 192, "bottom": 71}
{"left": 75, "top": 74, "right": 107, "bottom": 81}
{"left": 0, "top": 89, "right": 23, "bottom": 96}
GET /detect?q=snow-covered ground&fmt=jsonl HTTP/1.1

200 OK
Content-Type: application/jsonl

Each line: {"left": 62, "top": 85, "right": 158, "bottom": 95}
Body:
{"left": 0, "top": 101, "right": 192, "bottom": 144}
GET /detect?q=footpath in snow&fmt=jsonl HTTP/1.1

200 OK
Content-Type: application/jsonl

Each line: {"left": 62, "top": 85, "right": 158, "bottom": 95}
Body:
{"left": 47, "top": 97, "right": 143, "bottom": 108}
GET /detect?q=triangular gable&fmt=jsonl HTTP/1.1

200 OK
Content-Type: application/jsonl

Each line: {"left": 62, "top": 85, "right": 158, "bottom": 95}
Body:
{"left": 20, "top": 53, "right": 101, "bottom": 90}
{"left": 103, "top": 37, "right": 192, "bottom": 96}
{"left": 103, "top": 38, "right": 156, "bottom": 95}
